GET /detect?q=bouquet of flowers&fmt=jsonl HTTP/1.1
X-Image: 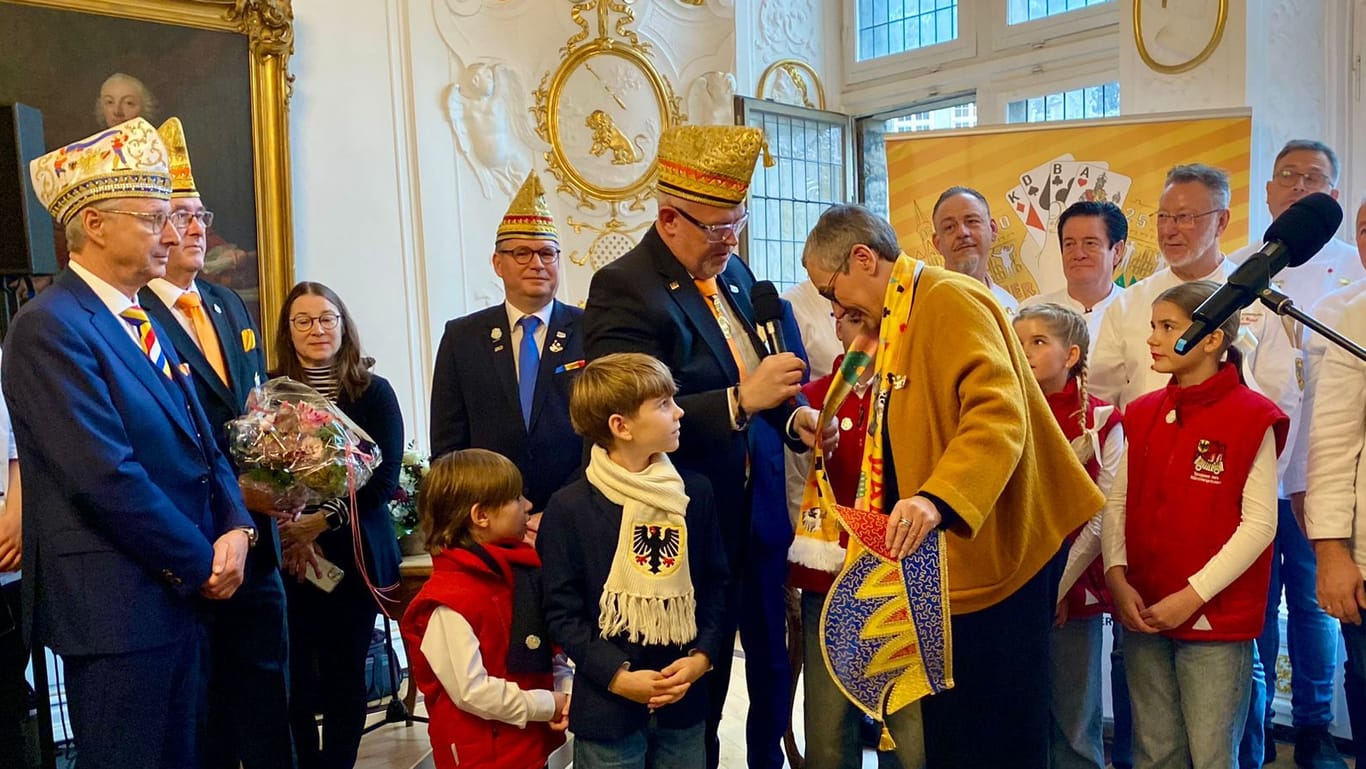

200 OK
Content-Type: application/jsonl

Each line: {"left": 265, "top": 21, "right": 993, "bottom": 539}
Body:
{"left": 227, "top": 378, "right": 382, "bottom": 509}
{"left": 389, "top": 442, "right": 428, "bottom": 538}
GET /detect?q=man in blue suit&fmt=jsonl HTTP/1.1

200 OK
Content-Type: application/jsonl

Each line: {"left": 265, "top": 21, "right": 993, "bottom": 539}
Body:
{"left": 4, "top": 118, "right": 255, "bottom": 769}
{"left": 137, "top": 118, "right": 290, "bottom": 769}
{"left": 430, "top": 172, "right": 584, "bottom": 520}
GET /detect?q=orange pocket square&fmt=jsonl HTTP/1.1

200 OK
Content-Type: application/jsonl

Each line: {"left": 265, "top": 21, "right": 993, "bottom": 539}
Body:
{"left": 241, "top": 329, "right": 257, "bottom": 352}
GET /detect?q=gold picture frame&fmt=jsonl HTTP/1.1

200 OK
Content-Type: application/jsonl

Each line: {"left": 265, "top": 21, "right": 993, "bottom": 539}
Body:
{"left": 533, "top": 0, "right": 683, "bottom": 213}
{"left": 0, "top": 0, "right": 294, "bottom": 350}
{"left": 756, "top": 59, "right": 826, "bottom": 110}
{"left": 1133, "top": 0, "right": 1229, "bottom": 75}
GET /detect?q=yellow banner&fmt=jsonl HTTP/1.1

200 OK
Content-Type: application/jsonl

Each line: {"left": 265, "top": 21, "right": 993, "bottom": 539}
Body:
{"left": 885, "top": 112, "right": 1252, "bottom": 303}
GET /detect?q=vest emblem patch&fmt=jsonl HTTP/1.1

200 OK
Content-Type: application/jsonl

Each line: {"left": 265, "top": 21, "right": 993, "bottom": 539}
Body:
{"left": 1191, "top": 438, "right": 1226, "bottom": 484}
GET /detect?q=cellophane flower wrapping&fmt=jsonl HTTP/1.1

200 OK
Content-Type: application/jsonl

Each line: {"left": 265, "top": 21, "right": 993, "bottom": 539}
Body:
{"left": 227, "top": 378, "right": 382, "bottom": 509}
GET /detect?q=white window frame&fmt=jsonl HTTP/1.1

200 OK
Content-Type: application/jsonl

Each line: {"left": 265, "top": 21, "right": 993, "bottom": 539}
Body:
{"left": 843, "top": 0, "right": 978, "bottom": 88}
{"left": 993, "top": 0, "right": 1119, "bottom": 51}
{"left": 992, "top": 67, "right": 1121, "bottom": 124}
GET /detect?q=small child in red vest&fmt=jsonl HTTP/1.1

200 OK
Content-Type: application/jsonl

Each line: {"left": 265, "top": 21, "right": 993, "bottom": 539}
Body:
{"left": 1014, "top": 303, "right": 1124, "bottom": 769}
{"left": 1102, "top": 280, "right": 1288, "bottom": 768}
{"left": 399, "top": 448, "right": 570, "bottom": 769}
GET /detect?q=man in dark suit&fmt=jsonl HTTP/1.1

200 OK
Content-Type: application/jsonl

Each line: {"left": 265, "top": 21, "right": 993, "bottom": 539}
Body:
{"left": 582, "top": 125, "right": 835, "bottom": 769}
{"left": 430, "top": 172, "right": 583, "bottom": 520}
{"left": 5, "top": 117, "right": 255, "bottom": 769}
{"left": 137, "top": 118, "right": 291, "bottom": 769}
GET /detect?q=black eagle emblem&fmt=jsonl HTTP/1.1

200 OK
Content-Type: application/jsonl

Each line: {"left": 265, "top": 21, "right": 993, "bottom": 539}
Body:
{"left": 632, "top": 524, "right": 681, "bottom": 575}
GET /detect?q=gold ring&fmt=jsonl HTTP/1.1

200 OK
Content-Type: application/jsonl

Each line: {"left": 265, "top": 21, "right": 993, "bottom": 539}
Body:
{"left": 897, "top": 518, "right": 911, "bottom": 527}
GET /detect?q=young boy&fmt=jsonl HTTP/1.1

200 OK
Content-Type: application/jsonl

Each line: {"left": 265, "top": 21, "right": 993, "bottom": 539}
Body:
{"left": 538, "top": 352, "right": 729, "bottom": 769}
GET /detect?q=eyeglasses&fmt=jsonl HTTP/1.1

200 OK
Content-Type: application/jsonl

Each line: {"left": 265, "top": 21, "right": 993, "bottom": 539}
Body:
{"left": 496, "top": 247, "right": 560, "bottom": 265}
{"left": 1154, "top": 209, "right": 1223, "bottom": 228}
{"left": 1273, "top": 168, "right": 1333, "bottom": 189}
{"left": 102, "top": 208, "right": 172, "bottom": 232}
{"left": 668, "top": 207, "right": 749, "bottom": 244}
{"left": 817, "top": 253, "right": 853, "bottom": 303}
{"left": 290, "top": 313, "right": 341, "bottom": 332}
{"left": 169, "top": 210, "right": 215, "bottom": 232}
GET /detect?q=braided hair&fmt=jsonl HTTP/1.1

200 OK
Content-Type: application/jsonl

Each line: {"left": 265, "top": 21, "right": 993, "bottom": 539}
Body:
{"left": 1015, "top": 303, "right": 1095, "bottom": 462}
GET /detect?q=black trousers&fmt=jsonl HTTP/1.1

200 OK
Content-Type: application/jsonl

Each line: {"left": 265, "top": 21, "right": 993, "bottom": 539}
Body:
{"left": 0, "top": 579, "right": 31, "bottom": 765}
{"left": 205, "top": 566, "right": 295, "bottom": 769}
{"left": 921, "top": 551, "right": 1064, "bottom": 769}
{"left": 285, "top": 571, "right": 379, "bottom": 769}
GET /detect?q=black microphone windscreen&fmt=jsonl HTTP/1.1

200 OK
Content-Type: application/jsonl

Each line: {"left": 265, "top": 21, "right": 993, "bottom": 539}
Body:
{"left": 1262, "top": 192, "right": 1343, "bottom": 268}
{"left": 751, "top": 280, "right": 784, "bottom": 325}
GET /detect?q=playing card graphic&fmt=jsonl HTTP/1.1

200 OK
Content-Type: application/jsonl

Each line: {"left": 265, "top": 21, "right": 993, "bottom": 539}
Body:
{"left": 1006, "top": 183, "right": 1046, "bottom": 246}
{"left": 1019, "top": 154, "right": 1075, "bottom": 220}
{"left": 1065, "top": 165, "right": 1133, "bottom": 210}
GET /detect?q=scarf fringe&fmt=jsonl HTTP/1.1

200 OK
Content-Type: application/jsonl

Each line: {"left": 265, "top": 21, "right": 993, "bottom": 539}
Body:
{"left": 787, "top": 535, "right": 847, "bottom": 573}
{"left": 598, "top": 590, "right": 698, "bottom": 646}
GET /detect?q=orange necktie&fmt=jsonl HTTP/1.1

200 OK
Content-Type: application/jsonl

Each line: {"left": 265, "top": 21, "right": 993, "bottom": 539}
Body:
{"left": 694, "top": 277, "right": 749, "bottom": 376}
{"left": 176, "top": 291, "right": 229, "bottom": 386}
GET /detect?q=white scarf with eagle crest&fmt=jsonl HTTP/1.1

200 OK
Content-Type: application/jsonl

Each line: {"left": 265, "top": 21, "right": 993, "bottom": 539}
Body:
{"left": 587, "top": 444, "right": 697, "bottom": 646}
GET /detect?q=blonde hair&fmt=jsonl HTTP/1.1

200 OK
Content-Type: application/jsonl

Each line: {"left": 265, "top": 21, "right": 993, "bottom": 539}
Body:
{"left": 419, "top": 449, "right": 524, "bottom": 552}
{"left": 570, "top": 353, "right": 677, "bottom": 449}
{"left": 1014, "top": 302, "right": 1092, "bottom": 436}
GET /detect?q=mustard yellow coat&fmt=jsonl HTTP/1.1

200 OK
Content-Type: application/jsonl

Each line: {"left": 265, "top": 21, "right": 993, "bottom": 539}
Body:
{"left": 885, "top": 265, "right": 1105, "bottom": 614}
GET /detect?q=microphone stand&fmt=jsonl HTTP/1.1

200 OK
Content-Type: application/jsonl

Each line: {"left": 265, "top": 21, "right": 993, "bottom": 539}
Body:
{"left": 1259, "top": 287, "right": 1366, "bottom": 362}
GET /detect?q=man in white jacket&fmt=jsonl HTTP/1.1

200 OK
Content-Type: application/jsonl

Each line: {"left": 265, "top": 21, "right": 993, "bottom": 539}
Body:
{"left": 1303, "top": 289, "right": 1366, "bottom": 760}
{"left": 1089, "top": 163, "right": 1301, "bottom": 769}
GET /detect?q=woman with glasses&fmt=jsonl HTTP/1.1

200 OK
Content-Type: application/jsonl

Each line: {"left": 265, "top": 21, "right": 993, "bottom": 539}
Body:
{"left": 273, "top": 281, "right": 404, "bottom": 769}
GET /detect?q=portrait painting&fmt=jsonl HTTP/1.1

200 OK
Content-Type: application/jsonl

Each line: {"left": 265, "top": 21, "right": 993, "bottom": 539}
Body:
{"left": 0, "top": 0, "right": 294, "bottom": 333}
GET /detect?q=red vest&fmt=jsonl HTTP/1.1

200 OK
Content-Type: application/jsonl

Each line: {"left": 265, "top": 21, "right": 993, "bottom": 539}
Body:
{"left": 1045, "top": 378, "right": 1122, "bottom": 619}
{"left": 1124, "top": 364, "right": 1288, "bottom": 642}
{"left": 788, "top": 356, "right": 872, "bottom": 594}
{"left": 399, "top": 543, "right": 564, "bottom": 769}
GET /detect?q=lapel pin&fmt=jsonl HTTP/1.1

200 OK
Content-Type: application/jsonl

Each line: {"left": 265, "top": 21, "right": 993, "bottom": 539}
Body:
{"left": 555, "top": 330, "right": 566, "bottom": 339}
{"left": 555, "top": 359, "right": 586, "bottom": 374}
{"left": 669, "top": 281, "right": 680, "bottom": 291}
{"left": 548, "top": 340, "right": 564, "bottom": 353}
{"left": 490, "top": 327, "right": 503, "bottom": 342}
{"left": 891, "top": 375, "right": 908, "bottom": 390}
{"left": 525, "top": 634, "right": 541, "bottom": 650}
{"left": 178, "top": 362, "right": 191, "bottom": 376}
{"left": 493, "top": 345, "right": 505, "bottom": 353}
{"left": 212, "top": 303, "right": 222, "bottom": 314}
{"left": 729, "top": 283, "right": 739, "bottom": 293}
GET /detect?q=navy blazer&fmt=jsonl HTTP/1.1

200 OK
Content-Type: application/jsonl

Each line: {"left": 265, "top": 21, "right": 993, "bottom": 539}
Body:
{"left": 2, "top": 269, "right": 252, "bottom": 656}
{"left": 582, "top": 226, "right": 808, "bottom": 556}
{"left": 538, "top": 470, "right": 728, "bottom": 741}
{"left": 429, "top": 300, "right": 584, "bottom": 512}
{"left": 139, "top": 279, "right": 277, "bottom": 567}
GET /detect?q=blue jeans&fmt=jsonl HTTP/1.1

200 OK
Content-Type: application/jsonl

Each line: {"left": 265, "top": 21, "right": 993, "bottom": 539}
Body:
{"left": 1256, "top": 500, "right": 1340, "bottom": 728}
{"left": 1125, "top": 633, "right": 1253, "bottom": 769}
{"left": 1051, "top": 615, "right": 1105, "bottom": 769}
{"left": 574, "top": 719, "right": 706, "bottom": 769}
{"left": 1340, "top": 612, "right": 1366, "bottom": 758}
{"left": 1111, "top": 622, "right": 1133, "bottom": 769}
{"left": 800, "top": 590, "right": 913, "bottom": 769}
{"left": 1236, "top": 650, "right": 1267, "bottom": 768}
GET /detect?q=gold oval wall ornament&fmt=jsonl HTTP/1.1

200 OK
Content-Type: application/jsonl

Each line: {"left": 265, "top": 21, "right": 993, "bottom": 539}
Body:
{"left": 534, "top": 38, "right": 681, "bottom": 212}
{"left": 756, "top": 58, "right": 825, "bottom": 110}
{"left": 1133, "top": 0, "right": 1229, "bottom": 75}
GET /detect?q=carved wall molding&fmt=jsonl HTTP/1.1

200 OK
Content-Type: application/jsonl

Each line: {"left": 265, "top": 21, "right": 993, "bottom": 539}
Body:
{"left": 756, "top": 0, "right": 816, "bottom": 63}
{"left": 687, "top": 71, "right": 737, "bottom": 125}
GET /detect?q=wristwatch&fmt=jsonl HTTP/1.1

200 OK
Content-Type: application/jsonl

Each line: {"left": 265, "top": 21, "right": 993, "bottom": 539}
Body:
{"left": 234, "top": 525, "right": 258, "bottom": 549}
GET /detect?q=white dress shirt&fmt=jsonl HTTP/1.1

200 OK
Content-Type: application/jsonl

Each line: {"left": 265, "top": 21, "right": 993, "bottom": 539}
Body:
{"left": 1056, "top": 423, "right": 1126, "bottom": 600}
{"left": 782, "top": 279, "right": 841, "bottom": 380}
{"left": 0, "top": 350, "right": 16, "bottom": 586}
{"left": 67, "top": 260, "right": 141, "bottom": 347}
{"left": 420, "top": 605, "right": 573, "bottom": 726}
{"left": 1020, "top": 284, "right": 1126, "bottom": 358}
{"left": 504, "top": 302, "right": 554, "bottom": 381}
{"left": 1304, "top": 292, "right": 1366, "bottom": 579}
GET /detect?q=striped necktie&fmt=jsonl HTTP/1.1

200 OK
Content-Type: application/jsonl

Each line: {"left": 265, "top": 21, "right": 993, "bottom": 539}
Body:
{"left": 119, "top": 306, "right": 172, "bottom": 379}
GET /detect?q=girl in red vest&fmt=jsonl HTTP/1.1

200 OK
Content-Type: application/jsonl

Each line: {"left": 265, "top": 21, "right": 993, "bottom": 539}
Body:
{"left": 1014, "top": 303, "right": 1124, "bottom": 769}
{"left": 399, "top": 449, "right": 570, "bottom": 769}
{"left": 1102, "top": 281, "right": 1288, "bottom": 769}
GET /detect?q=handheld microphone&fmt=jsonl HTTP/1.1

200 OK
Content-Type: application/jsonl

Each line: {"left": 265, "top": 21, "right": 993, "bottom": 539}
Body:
{"left": 1175, "top": 192, "right": 1342, "bottom": 354}
{"left": 750, "top": 280, "right": 788, "bottom": 356}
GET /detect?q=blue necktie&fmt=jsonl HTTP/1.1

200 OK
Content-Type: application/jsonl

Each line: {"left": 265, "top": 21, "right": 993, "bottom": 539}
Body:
{"left": 518, "top": 315, "right": 541, "bottom": 428}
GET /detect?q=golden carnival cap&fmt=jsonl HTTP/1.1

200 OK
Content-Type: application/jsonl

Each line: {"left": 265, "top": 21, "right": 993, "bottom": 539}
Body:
{"left": 157, "top": 117, "right": 200, "bottom": 198}
{"left": 497, "top": 172, "right": 558, "bottom": 244}
{"left": 28, "top": 117, "right": 171, "bottom": 225}
{"left": 656, "top": 125, "right": 771, "bottom": 208}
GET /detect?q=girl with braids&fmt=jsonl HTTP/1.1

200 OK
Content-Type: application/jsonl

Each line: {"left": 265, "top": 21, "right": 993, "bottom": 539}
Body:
{"left": 1102, "top": 281, "right": 1288, "bottom": 769}
{"left": 1014, "top": 303, "right": 1124, "bottom": 769}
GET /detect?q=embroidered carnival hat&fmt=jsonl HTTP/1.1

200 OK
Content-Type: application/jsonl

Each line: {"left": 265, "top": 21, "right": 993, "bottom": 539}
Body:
{"left": 29, "top": 117, "right": 172, "bottom": 225}
{"left": 156, "top": 117, "right": 199, "bottom": 198}
{"left": 656, "top": 125, "right": 772, "bottom": 208}
{"left": 497, "top": 172, "right": 558, "bottom": 244}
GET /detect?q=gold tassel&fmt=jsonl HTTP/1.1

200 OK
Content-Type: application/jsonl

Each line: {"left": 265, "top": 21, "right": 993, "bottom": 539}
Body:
{"left": 878, "top": 724, "right": 897, "bottom": 751}
{"left": 761, "top": 139, "right": 776, "bottom": 168}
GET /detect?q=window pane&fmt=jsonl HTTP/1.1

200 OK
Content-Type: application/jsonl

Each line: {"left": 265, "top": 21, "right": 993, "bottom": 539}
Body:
{"left": 883, "top": 102, "right": 978, "bottom": 135}
{"left": 1008, "top": 0, "right": 1110, "bottom": 24}
{"left": 1005, "top": 81, "right": 1121, "bottom": 124}
{"left": 856, "top": 0, "right": 958, "bottom": 61}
